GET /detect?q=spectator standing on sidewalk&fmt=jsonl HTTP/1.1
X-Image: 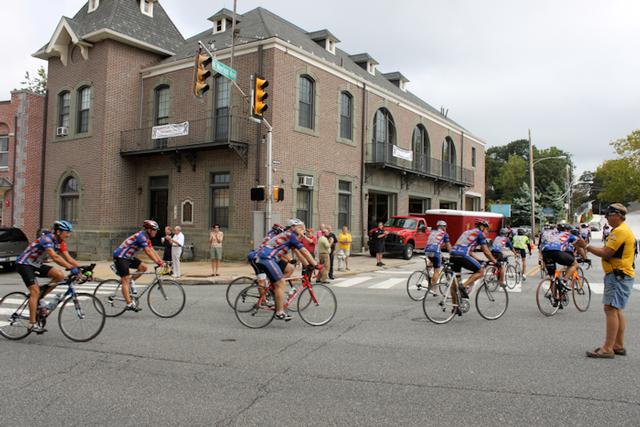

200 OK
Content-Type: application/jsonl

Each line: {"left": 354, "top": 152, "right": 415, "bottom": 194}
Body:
{"left": 169, "top": 226, "right": 185, "bottom": 278}
{"left": 161, "top": 226, "right": 174, "bottom": 272}
{"left": 327, "top": 226, "right": 337, "bottom": 280}
{"left": 338, "top": 226, "right": 353, "bottom": 271}
{"left": 208, "top": 224, "right": 223, "bottom": 276}
{"left": 302, "top": 227, "right": 317, "bottom": 260}
{"left": 576, "top": 203, "right": 636, "bottom": 359}
{"left": 370, "top": 222, "right": 388, "bottom": 267}
{"left": 317, "top": 229, "right": 331, "bottom": 283}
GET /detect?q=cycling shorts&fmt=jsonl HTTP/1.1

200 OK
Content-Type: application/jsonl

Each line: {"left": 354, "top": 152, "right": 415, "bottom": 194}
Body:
{"left": 255, "top": 257, "right": 284, "bottom": 283}
{"left": 16, "top": 264, "right": 53, "bottom": 288}
{"left": 113, "top": 257, "right": 142, "bottom": 277}
{"left": 541, "top": 250, "right": 574, "bottom": 275}
{"left": 450, "top": 255, "right": 481, "bottom": 273}
{"left": 491, "top": 251, "right": 506, "bottom": 265}
{"left": 426, "top": 252, "right": 442, "bottom": 268}
{"left": 515, "top": 248, "right": 526, "bottom": 258}
{"left": 249, "top": 254, "right": 287, "bottom": 277}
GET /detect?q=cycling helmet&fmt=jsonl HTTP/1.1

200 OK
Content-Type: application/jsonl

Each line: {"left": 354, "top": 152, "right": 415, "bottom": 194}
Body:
{"left": 53, "top": 220, "right": 73, "bottom": 232}
{"left": 517, "top": 228, "right": 525, "bottom": 235}
{"left": 436, "top": 220, "right": 447, "bottom": 228}
{"left": 580, "top": 223, "right": 588, "bottom": 228}
{"left": 499, "top": 228, "right": 509, "bottom": 236}
{"left": 557, "top": 223, "right": 568, "bottom": 231}
{"left": 475, "top": 218, "right": 489, "bottom": 228}
{"left": 143, "top": 220, "right": 160, "bottom": 230}
{"left": 271, "top": 223, "right": 285, "bottom": 234}
{"left": 287, "top": 218, "right": 304, "bottom": 228}
{"left": 570, "top": 229, "right": 580, "bottom": 236}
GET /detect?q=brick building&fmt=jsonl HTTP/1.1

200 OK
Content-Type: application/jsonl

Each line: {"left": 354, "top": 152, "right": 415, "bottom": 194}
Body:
{"left": 34, "top": 0, "right": 486, "bottom": 259}
{"left": 0, "top": 90, "right": 46, "bottom": 239}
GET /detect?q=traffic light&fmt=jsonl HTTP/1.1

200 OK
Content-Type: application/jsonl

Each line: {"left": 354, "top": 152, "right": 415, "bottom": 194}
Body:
{"left": 252, "top": 74, "right": 269, "bottom": 118}
{"left": 250, "top": 187, "right": 266, "bottom": 201}
{"left": 273, "top": 186, "right": 284, "bottom": 202}
{"left": 194, "top": 47, "right": 212, "bottom": 98}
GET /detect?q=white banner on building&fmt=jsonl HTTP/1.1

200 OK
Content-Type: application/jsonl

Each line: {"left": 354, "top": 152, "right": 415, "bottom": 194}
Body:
{"left": 152, "top": 121, "right": 189, "bottom": 139}
{"left": 392, "top": 145, "right": 413, "bottom": 161}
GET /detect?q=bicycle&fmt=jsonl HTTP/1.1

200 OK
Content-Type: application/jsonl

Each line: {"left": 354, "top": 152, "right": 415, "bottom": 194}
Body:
{"left": 422, "top": 259, "right": 509, "bottom": 324}
{"left": 484, "top": 256, "right": 518, "bottom": 290}
{"left": 93, "top": 265, "right": 186, "bottom": 318}
{"left": 510, "top": 253, "right": 524, "bottom": 284}
{"left": 406, "top": 256, "right": 435, "bottom": 301}
{"left": 234, "top": 266, "right": 337, "bottom": 328}
{"left": 0, "top": 264, "right": 106, "bottom": 342}
{"left": 226, "top": 274, "right": 303, "bottom": 313}
{"left": 535, "top": 264, "right": 591, "bottom": 316}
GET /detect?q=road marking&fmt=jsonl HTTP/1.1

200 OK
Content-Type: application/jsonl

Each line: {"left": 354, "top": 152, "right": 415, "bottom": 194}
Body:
{"left": 526, "top": 266, "right": 540, "bottom": 277}
{"left": 374, "top": 270, "right": 415, "bottom": 275}
{"left": 0, "top": 307, "right": 30, "bottom": 315}
{"left": 507, "top": 283, "right": 522, "bottom": 293}
{"left": 368, "top": 277, "right": 405, "bottom": 289}
{"left": 333, "top": 276, "right": 373, "bottom": 287}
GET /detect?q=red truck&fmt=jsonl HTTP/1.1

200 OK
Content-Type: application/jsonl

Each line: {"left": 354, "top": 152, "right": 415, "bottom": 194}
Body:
{"left": 368, "top": 216, "right": 429, "bottom": 260}
{"left": 422, "top": 209, "right": 505, "bottom": 243}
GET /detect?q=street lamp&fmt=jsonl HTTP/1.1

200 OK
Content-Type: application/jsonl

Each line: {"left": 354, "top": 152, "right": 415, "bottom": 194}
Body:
{"left": 528, "top": 130, "right": 568, "bottom": 237}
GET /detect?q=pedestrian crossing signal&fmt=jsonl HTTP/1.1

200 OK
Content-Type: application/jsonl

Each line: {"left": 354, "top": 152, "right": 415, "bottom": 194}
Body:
{"left": 273, "top": 186, "right": 284, "bottom": 202}
{"left": 194, "top": 47, "right": 212, "bottom": 98}
{"left": 251, "top": 187, "right": 266, "bottom": 201}
{"left": 252, "top": 75, "right": 269, "bottom": 118}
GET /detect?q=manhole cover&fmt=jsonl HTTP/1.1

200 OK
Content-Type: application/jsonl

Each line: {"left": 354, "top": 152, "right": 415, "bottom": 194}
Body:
{"left": 220, "top": 338, "right": 237, "bottom": 342}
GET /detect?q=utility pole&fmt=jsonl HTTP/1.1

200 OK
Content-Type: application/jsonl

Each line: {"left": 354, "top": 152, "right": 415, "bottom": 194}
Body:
{"left": 566, "top": 164, "right": 572, "bottom": 222}
{"left": 529, "top": 129, "right": 536, "bottom": 237}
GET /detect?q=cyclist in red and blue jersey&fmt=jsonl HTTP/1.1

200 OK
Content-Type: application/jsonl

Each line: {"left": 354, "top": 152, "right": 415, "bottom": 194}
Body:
{"left": 113, "top": 220, "right": 165, "bottom": 312}
{"left": 450, "top": 219, "right": 497, "bottom": 299}
{"left": 540, "top": 224, "right": 577, "bottom": 290}
{"left": 424, "top": 220, "right": 451, "bottom": 286}
{"left": 491, "top": 228, "right": 516, "bottom": 286}
{"left": 255, "top": 218, "right": 317, "bottom": 321}
{"left": 16, "top": 220, "right": 80, "bottom": 333}
{"left": 248, "top": 224, "right": 290, "bottom": 284}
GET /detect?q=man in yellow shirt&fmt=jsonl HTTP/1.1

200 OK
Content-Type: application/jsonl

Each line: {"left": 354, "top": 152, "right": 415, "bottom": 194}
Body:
{"left": 577, "top": 203, "right": 636, "bottom": 358}
{"left": 337, "top": 226, "right": 353, "bottom": 271}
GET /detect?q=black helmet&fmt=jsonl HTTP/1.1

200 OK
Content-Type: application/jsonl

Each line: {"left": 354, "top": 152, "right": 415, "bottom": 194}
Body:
{"left": 475, "top": 218, "right": 489, "bottom": 228}
{"left": 517, "top": 228, "right": 525, "bottom": 235}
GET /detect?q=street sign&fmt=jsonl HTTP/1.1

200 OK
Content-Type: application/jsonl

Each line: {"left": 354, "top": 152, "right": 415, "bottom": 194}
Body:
{"left": 489, "top": 204, "right": 511, "bottom": 218}
{"left": 212, "top": 59, "right": 237, "bottom": 81}
{"left": 542, "top": 207, "right": 555, "bottom": 217}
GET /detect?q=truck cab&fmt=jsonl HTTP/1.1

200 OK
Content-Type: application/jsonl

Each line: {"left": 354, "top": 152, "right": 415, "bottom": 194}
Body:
{"left": 369, "top": 216, "right": 429, "bottom": 260}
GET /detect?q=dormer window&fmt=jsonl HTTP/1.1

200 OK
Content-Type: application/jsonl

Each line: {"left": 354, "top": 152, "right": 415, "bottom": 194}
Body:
{"left": 213, "top": 19, "right": 227, "bottom": 34}
{"left": 88, "top": 0, "right": 99, "bottom": 13}
{"left": 326, "top": 39, "right": 336, "bottom": 54}
{"left": 367, "top": 62, "right": 376, "bottom": 75}
{"left": 141, "top": 0, "right": 154, "bottom": 17}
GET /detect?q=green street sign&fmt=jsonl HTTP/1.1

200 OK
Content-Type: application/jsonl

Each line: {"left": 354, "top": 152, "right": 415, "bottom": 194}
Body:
{"left": 212, "top": 59, "right": 237, "bottom": 82}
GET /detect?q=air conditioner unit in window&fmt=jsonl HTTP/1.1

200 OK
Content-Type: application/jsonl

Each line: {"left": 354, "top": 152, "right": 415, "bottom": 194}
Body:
{"left": 298, "top": 175, "right": 314, "bottom": 188}
{"left": 56, "top": 126, "right": 68, "bottom": 137}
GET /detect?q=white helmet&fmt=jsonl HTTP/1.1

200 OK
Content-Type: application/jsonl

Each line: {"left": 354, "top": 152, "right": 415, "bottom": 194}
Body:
{"left": 436, "top": 220, "right": 447, "bottom": 228}
{"left": 287, "top": 218, "right": 304, "bottom": 228}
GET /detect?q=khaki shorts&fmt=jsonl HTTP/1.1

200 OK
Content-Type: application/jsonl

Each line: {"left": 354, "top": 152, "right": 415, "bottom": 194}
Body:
{"left": 338, "top": 248, "right": 350, "bottom": 257}
{"left": 210, "top": 246, "right": 223, "bottom": 260}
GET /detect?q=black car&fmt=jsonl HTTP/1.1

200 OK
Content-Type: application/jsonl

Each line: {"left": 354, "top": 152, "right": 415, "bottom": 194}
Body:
{"left": 0, "top": 227, "right": 28, "bottom": 271}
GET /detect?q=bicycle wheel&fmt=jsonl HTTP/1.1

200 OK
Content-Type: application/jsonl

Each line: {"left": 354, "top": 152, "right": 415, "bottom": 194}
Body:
{"left": 234, "top": 284, "right": 275, "bottom": 328}
{"left": 483, "top": 265, "right": 499, "bottom": 292}
{"left": 422, "top": 282, "right": 456, "bottom": 324}
{"left": 0, "top": 291, "right": 32, "bottom": 340}
{"left": 58, "top": 293, "right": 106, "bottom": 342}
{"left": 93, "top": 279, "right": 127, "bottom": 317}
{"left": 225, "top": 276, "right": 257, "bottom": 309}
{"left": 572, "top": 276, "right": 591, "bottom": 312}
{"left": 147, "top": 280, "right": 186, "bottom": 318}
{"left": 475, "top": 282, "right": 509, "bottom": 320}
{"left": 538, "top": 260, "right": 545, "bottom": 278}
{"left": 297, "top": 284, "right": 337, "bottom": 326}
{"left": 504, "top": 265, "right": 518, "bottom": 290}
{"left": 536, "top": 278, "right": 559, "bottom": 316}
{"left": 406, "top": 270, "right": 431, "bottom": 301}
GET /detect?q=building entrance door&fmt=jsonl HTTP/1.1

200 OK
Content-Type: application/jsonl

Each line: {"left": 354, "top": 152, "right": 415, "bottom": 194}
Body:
{"left": 149, "top": 176, "right": 169, "bottom": 246}
{"left": 367, "top": 192, "right": 396, "bottom": 231}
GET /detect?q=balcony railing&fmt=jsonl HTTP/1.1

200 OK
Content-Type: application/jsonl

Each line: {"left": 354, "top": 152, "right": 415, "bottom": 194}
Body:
{"left": 366, "top": 141, "right": 474, "bottom": 186}
{"left": 120, "top": 115, "right": 250, "bottom": 155}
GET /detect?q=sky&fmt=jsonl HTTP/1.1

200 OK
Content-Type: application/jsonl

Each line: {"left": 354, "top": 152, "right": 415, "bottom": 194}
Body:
{"left": 2, "top": 0, "right": 639, "bottom": 175}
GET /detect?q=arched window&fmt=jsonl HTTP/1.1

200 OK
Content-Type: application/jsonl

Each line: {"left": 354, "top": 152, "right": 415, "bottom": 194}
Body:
{"left": 442, "top": 137, "right": 457, "bottom": 179}
{"left": 214, "top": 75, "right": 230, "bottom": 140}
{"left": 58, "top": 91, "right": 70, "bottom": 128}
{"left": 412, "top": 125, "right": 430, "bottom": 172}
{"left": 339, "top": 91, "right": 353, "bottom": 140}
{"left": 372, "top": 108, "right": 395, "bottom": 162}
{"left": 298, "top": 75, "right": 315, "bottom": 129}
{"left": 60, "top": 176, "right": 79, "bottom": 223}
{"left": 76, "top": 86, "right": 91, "bottom": 133}
{"left": 154, "top": 85, "right": 170, "bottom": 126}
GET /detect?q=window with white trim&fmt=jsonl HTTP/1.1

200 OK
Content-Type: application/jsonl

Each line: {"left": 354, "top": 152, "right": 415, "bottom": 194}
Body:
{"left": 60, "top": 176, "right": 79, "bottom": 223}
{"left": 76, "top": 86, "right": 91, "bottom": 134}
{"left": 88, "top": 0, "right": 99, "bottom": 13}
{"left": 338, "top": 181, "right": 351, "bottom": 229}
{"left": 0, "top": 134, "right": 8, "bottom": 168}
{"left": 326, "top": 39, "right": 336, "bottom": 54}
{"left": 298, "top": 76, "right": 315, "bottom": 130}
{"left": 58, "top": 91, "right": 70, "bottom": 129}
{"left": 213, "top": 19, "right": 227, "bottom": 34}
{"left": 181, "top": 200, "right": 193, "bottom": 224}
{"left": 141, "top": 0, "right": 154, "bottom": 17}
{"left": 367, "top": 62, "right": 376, "bottom": 75}
{"left": 339, "top": 91, "right": 352, "bottom": 140}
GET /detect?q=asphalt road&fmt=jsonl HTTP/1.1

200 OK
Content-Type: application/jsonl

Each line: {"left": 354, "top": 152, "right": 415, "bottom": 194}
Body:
{"left": 1, "top": 246, "right": 639, "bottom": 426}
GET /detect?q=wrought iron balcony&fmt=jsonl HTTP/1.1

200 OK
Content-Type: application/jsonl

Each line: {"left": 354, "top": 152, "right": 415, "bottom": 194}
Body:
{"left": 366, "top": 141, "right": 474, "bottom": 186}
{"left": 120, "top": 115, "right": 250, "bottom": 156}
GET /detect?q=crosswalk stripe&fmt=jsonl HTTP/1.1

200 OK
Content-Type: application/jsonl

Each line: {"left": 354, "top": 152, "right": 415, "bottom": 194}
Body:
{"left": 374, "top": 270, "right": 415, "bottom": 275}
{"left": 368, "top": 278, "right": 405, "bottom": 289}
{"left": 590, "top": 283, "right": 604, "bottom": 294}
{"left": 0, "top": 307, "right": 30, "bottom": 315}
{"left": 333, "top": 276, "right": 373, "bottom": 288}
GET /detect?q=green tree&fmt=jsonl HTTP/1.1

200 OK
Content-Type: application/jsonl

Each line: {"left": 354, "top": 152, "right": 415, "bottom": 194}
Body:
{"left": 20, "top": 66, "right": 47, "bottom": 95}
{"left": 511, "top": 182, "right": 544, "bottom": 226}
{"left": 539, "top": 180, "right": 566, "bottom": 223}
{"left": 594, "top": 158, "right": 640, "bottom": 205}
{"left": 611, "top": 130, "right": 640, "bottom": 164}
{"left": 494, "top": 155, "right": 527, "bottom": 201}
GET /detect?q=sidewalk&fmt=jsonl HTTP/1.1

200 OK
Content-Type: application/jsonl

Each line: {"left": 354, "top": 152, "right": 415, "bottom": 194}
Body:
{"left": 87, "top": 252, "right": 418, "bottom": 285}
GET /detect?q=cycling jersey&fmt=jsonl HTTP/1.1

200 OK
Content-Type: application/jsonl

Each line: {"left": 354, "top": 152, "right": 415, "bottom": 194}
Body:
{"left": 580, "top": 229, "right": 591, "bottom": 240}
{"left": 424, "top": 229, "right": 449, "bottom": 254}
{"left": 540, "top": 230, "right": 563, "bottom": 252}
{"left": 451, "top": 229, "right": 487, "bottom": 257}
{"left": 257, "top": 230, "right": 304, "bottom": 260}
{"left": 17, "top": 231, "right": 67, "bottom": 267}
{"left": 559, "top": 231, "right": 577, "bottom": 253}
{"left": 512, "top": 235, "right": 529, "bottom": 250}
{"left": 491, "top": 236, "right": 513, "bottom": 253}
{"left": 113, "top": 231, "right": 151, "bottom": 260}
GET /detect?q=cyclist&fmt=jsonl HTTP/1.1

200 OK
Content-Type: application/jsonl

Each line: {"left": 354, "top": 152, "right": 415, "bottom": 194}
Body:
{"left": 255, "top": 219, "right": 317, "bottom": 321}
{"left": 512, "top": 228, "right": 531, "bottom": 281}
{"left": 16, "top": 220, "right": 81, "bottom": 333}
{"left": 112, "top": 220, "right": 165, "bottom": 312}
{"left": 602, "top": 224, "right": 611, "bottom": 243}
{"left": 423, "top": 220, "right": 452, "bottom": 287}
{"left": 540, "top": 224, "right": 578, "bottom": 306}
{"left": 449, "top": 219, "right": 497, "bottom": 305}
{"left": 248, "top": 223, "right": 287, "bottom": 287}
{"left": 491, "top": 228, "right": 516, "bottom": 286}
{"left": 579, "top": 223, "right": 591, "bottom": 244}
